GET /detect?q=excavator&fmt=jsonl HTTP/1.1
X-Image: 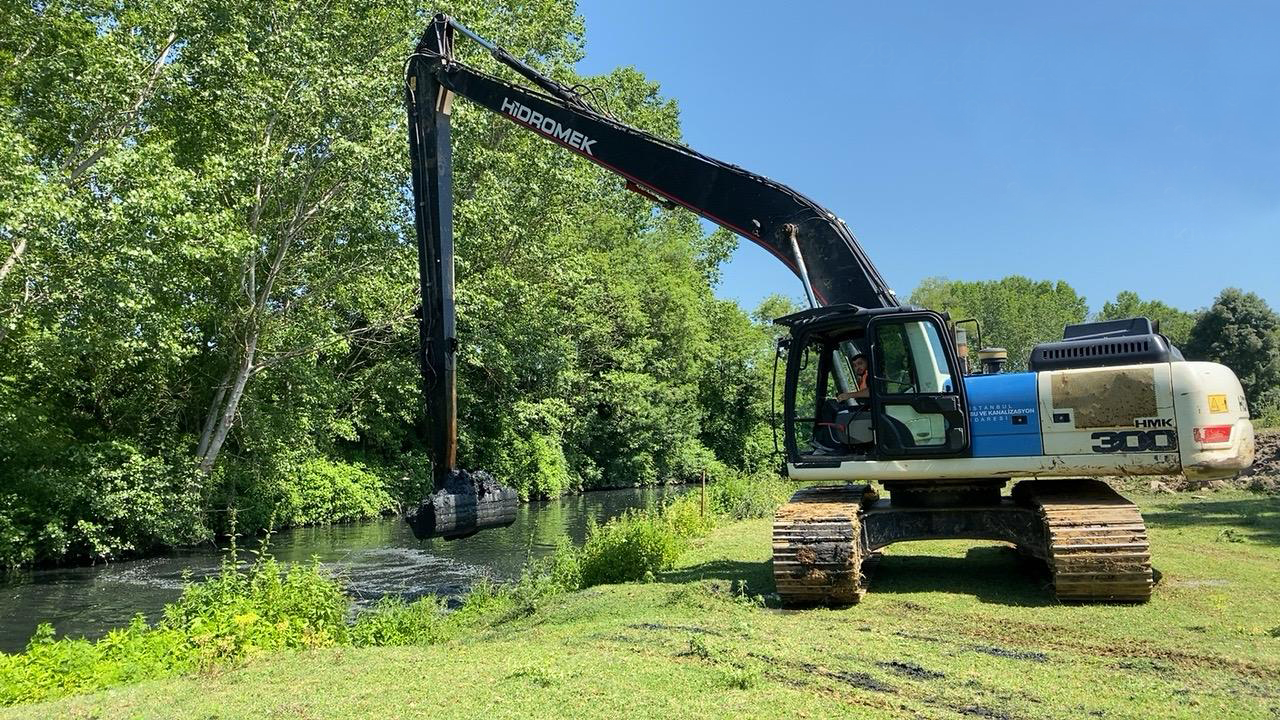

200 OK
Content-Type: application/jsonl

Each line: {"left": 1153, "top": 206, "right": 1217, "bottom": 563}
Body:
{"left": 403, "top": 14, "right": 1256, "bottom": 604}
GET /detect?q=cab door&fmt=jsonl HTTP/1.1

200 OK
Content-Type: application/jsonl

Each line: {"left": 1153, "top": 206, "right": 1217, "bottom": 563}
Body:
{"left": 867, "top": 312, "right": 970, "bottom": 458}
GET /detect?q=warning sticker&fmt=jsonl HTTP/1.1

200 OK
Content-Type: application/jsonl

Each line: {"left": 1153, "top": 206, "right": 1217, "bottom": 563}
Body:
{"left": 1208, "top": 394, "right": 1229, "bottom": 414}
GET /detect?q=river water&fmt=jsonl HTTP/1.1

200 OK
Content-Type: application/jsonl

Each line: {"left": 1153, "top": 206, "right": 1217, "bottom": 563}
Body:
{"left": 0, "top": 486, "right": 684, "bottom": 653}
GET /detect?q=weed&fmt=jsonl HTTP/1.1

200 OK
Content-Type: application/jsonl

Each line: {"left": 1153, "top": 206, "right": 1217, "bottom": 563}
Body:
{"left": 705, "top": 471, "right": 791, "bottom": 521}
{"left": 718, "top": 665, "right": 761, "bottom": 690}
{"left": 349, "top": 596, "right": 449, "bottom": 647}
{"left": 506, "top": 665, "right": 557, "bottom": 688}
{"left": 687, "top": 633, "right": 715, "bottom": 661}
{"left": 575, "top": 493, "right": 716, "bottom": 587}
{"left": 1216, "top": 528, "right": 1247, "bottom": 543}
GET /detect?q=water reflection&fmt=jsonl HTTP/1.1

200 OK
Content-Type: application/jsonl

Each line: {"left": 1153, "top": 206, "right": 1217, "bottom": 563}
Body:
{"left": 0, "top": 486, "right": 682, "bottom": 653}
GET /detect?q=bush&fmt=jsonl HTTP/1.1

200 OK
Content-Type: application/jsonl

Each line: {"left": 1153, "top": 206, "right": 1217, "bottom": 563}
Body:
{"left": 706, "top": 470, "right": 792, "bottom": 520}
{"left": 0, "top": 548, "right": 348, "bottom": 706}
{"left": 665, "top": 440, "right": 728, "bottom": 485}
{"left": 577, "top": 509, "right": 684, "bottom": 587}
{"left": 350, "top": 595, "right": 450, "bottom": 647}
{"left": 163, "top": 555, "right": 350, "bottom": 661}
{"left": 293, "top": 459, "right": 394, "bottom": 525}
{"left": 0, "top": 535, "right": 590, "bottom": 707}
{"left": 508, "top": 432, "right": 574, "bottom": 500}
{"left": 0, "top": 619, "right": 192, "bottom": 705}
{"left": 0, "top": 471, "right": 791, "bottom": 705}
{"left": 576, "top": 492, "right": 716, "bottom": 587}
{"left": 663, "top": 493, "right": 716, "bottom": 539}
{"left": 0, "top": 441, "right": 207, "bottom": 569}
{"left": 222, "top": 455, "right": 396, "bottom": 533}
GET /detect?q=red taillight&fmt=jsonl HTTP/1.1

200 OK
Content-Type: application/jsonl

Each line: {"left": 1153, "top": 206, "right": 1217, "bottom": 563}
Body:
{"left": 1193, "top": 425, "right": 1232, "bottom": 444}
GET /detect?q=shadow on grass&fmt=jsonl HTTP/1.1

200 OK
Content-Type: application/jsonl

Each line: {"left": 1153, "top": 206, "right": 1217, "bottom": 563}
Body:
{"left": 662, "top": 559, "right": 775, "bottom": 596}
{"left": 664, "top": 546, "right": 1058, "bottom": 608}
{"left": 1143, "top": 496, "right": 1280, "bottom": 546}
{"left": 867, "top": 546, "right": 1056, "bottom": 607}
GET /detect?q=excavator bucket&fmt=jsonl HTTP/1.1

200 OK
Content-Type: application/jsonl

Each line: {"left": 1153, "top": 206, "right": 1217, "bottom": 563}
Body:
{"left": 405, "top": 469, "right": 518, "bottom": 540}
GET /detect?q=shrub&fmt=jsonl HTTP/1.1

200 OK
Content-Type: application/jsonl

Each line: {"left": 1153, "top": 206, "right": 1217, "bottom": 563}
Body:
{"left": 509, "top": 432, "right": 574, "bottom": 500}
{"left": 0, "top": 548, "right": 348, "bottom": 706}
{"left": 577, "top": 509, "right": 684, "bottom": 587}
{"left": 0, "top": 471, "right": 791, "bottom": 705}
{"left": 706, "top": 470, "right": 792, "bottom": 520}
{"left": 0, "top": 619, "right": 192, "bottom": 706}
{"left": 294, "top": 459, "right": 394, "bottom": 525}
{"left": 350, "top": 596, "right": 450, "bottom": 647}
{"left": 163, "top": 555, "right": 351, "bottom": 662}
{"left": 665, "top": 440, "right": 728, "bottom": 485}
{"left": 222, "top": 455, "right": 396, "bottom": 533}
{"left": 0, "top": 441, "right": 207, "bottom": 569}
{"left": 663, "top": 493, "right": 716, "bottom": 539}
{"left": 576, "top": 492, "right": 717, "bottom": 587}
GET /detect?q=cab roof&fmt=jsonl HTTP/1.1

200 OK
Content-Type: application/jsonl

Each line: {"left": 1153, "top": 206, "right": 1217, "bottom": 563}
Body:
{"left": 772, "top": 303, "right": 924, "bottom": 333}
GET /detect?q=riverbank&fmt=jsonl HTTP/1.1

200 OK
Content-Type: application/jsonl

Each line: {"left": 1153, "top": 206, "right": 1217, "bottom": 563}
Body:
{"left": 8, "top": 489, "right": 1278, "bottom": 719}
{"left": 0, "top": 486, "right": 689, "bottom": 653}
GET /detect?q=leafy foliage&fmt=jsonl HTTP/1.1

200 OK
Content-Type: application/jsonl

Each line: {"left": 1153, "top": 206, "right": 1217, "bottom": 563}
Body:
{"left": 909, "top": 275, "right": 1088, "bottom": 371}
{"left": 1096, "top": 290, "right": 1198, "bottom": 347}
{"left": 576, "top": 501, "right": 705, "bottom": 587}
{"left": 1184, "top": 288, "right": 1280, "bottom": 419}
{"left": 705, "top": 471, "right": 792, "bottom": 521}
{"left": 0, "top": 467, "right": 790, "bottom": 706}
{"left": 0, "top": 550, "right": 348, "bottom": 705}
{"left": 0, "top": 0, "right": 779, "bottom": 567}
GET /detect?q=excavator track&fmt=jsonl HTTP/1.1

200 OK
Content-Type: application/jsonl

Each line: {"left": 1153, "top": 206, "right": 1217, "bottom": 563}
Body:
{"left": 1015, "top": 479, "right": 1154, "bottom": 603}
{"left": 772, "top": 484, "right": 874, "bottom": 606}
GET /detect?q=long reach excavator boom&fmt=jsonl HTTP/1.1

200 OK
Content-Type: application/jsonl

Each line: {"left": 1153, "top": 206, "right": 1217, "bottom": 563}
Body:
{"left": 405, "top": 14, "right": 1254, "bottom": 609}
{"left": 404, "top": 13, "right": 894, "bottom": 538}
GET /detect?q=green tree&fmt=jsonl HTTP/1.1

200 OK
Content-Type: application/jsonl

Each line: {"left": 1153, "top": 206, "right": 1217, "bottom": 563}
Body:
{"left": 1183, "top": 288, "right": 1280, "bottom": 417}
{"left": 1096, "top": 291, "right": 1197, "bottom": 347}
{"left": 0, "top": 0, "right": 783, "bottom": 565}
{"left": 909, "top": 276, "right": 1088, "bottom": 371}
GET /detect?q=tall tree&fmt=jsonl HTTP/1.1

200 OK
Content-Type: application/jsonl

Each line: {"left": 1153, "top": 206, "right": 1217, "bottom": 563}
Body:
{"left": 1184, "top": 288, "right": 1280, "bottom": 415}
{"left": 909, "top": 276, "right": 1088, "bottom": 371}
{"left": 0, "top": 0, "right": 784, "bottom": 564}
{"left": 1096, "top": 291, "right": 1197, "bottom": 347}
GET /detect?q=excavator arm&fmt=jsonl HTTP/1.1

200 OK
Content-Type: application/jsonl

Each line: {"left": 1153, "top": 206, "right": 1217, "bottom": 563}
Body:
{"left": 404, "top": 14, "right": 896, "bottom": 538}
{"left": 410, "top": 14, "right": 897, "bottom": 309}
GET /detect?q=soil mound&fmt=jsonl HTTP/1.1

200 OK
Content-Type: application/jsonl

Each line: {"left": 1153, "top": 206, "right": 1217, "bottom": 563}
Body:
{"left": 1107, "top": 428, "right": 1280, "bottom": 494}
{"left": 1237, "top": 429, "right": 1280, "bottom": 492}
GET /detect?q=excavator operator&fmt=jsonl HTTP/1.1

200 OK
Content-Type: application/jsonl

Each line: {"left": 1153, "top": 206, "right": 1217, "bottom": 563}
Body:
{"left": 835, "top": 353, "right": 870, "bottom": 403}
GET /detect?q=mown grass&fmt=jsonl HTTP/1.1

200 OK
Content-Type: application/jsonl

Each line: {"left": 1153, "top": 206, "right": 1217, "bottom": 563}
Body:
{"left": 0, "top": 471, "right": 790, "bottom": 707}
{"left": 5, "top": 488, "right": 1279, "bottom": 719}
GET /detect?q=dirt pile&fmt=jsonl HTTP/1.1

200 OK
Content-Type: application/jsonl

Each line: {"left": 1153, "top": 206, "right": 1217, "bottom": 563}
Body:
{"left": 1237, "top": 429, "right": 1280, "bottom": 492}
{"left": 1109, "top": 428, "right": 1280, "bottom": 494}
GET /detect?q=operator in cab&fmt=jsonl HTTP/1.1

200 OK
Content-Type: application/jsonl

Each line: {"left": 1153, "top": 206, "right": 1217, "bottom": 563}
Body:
{"left": 835, "top": 353, "right": 870, "bottom": 402}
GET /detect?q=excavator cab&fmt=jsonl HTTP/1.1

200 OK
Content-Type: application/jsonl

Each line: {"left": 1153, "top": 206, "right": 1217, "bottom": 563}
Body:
{"left": 778, "top": 305, "right": 971, "bottom": 468}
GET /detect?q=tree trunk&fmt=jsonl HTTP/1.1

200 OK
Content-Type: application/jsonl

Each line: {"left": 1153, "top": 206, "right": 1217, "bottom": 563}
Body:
{"left": 196, "top": 362, "right": 235, "bottom": 458}
{"left": 0, "top": 236, "right": 27, "bottom": 286}
{"left": 197, "top": 330, "right": 259, "bottom": 476}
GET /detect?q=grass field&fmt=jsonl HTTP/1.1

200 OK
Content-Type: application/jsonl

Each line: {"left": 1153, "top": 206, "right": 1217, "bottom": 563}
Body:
{"left": 6, "top": 490, "right": 1278, "bottom": 719}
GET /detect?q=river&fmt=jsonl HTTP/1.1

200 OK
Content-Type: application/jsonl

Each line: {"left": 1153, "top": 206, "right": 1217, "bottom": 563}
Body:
{"left": 0, "top": 486, "right": 685, "bottom": 653}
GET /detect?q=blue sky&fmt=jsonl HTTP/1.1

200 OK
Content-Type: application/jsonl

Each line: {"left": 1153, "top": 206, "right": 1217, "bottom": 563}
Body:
{"left": 574, "top": 0, "right": 1279, "bottom": 315}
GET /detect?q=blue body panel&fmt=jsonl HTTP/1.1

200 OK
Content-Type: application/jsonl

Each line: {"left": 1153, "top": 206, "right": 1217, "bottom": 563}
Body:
{"left": 965, "top": 372, "right": 1042, "bottom": 457}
